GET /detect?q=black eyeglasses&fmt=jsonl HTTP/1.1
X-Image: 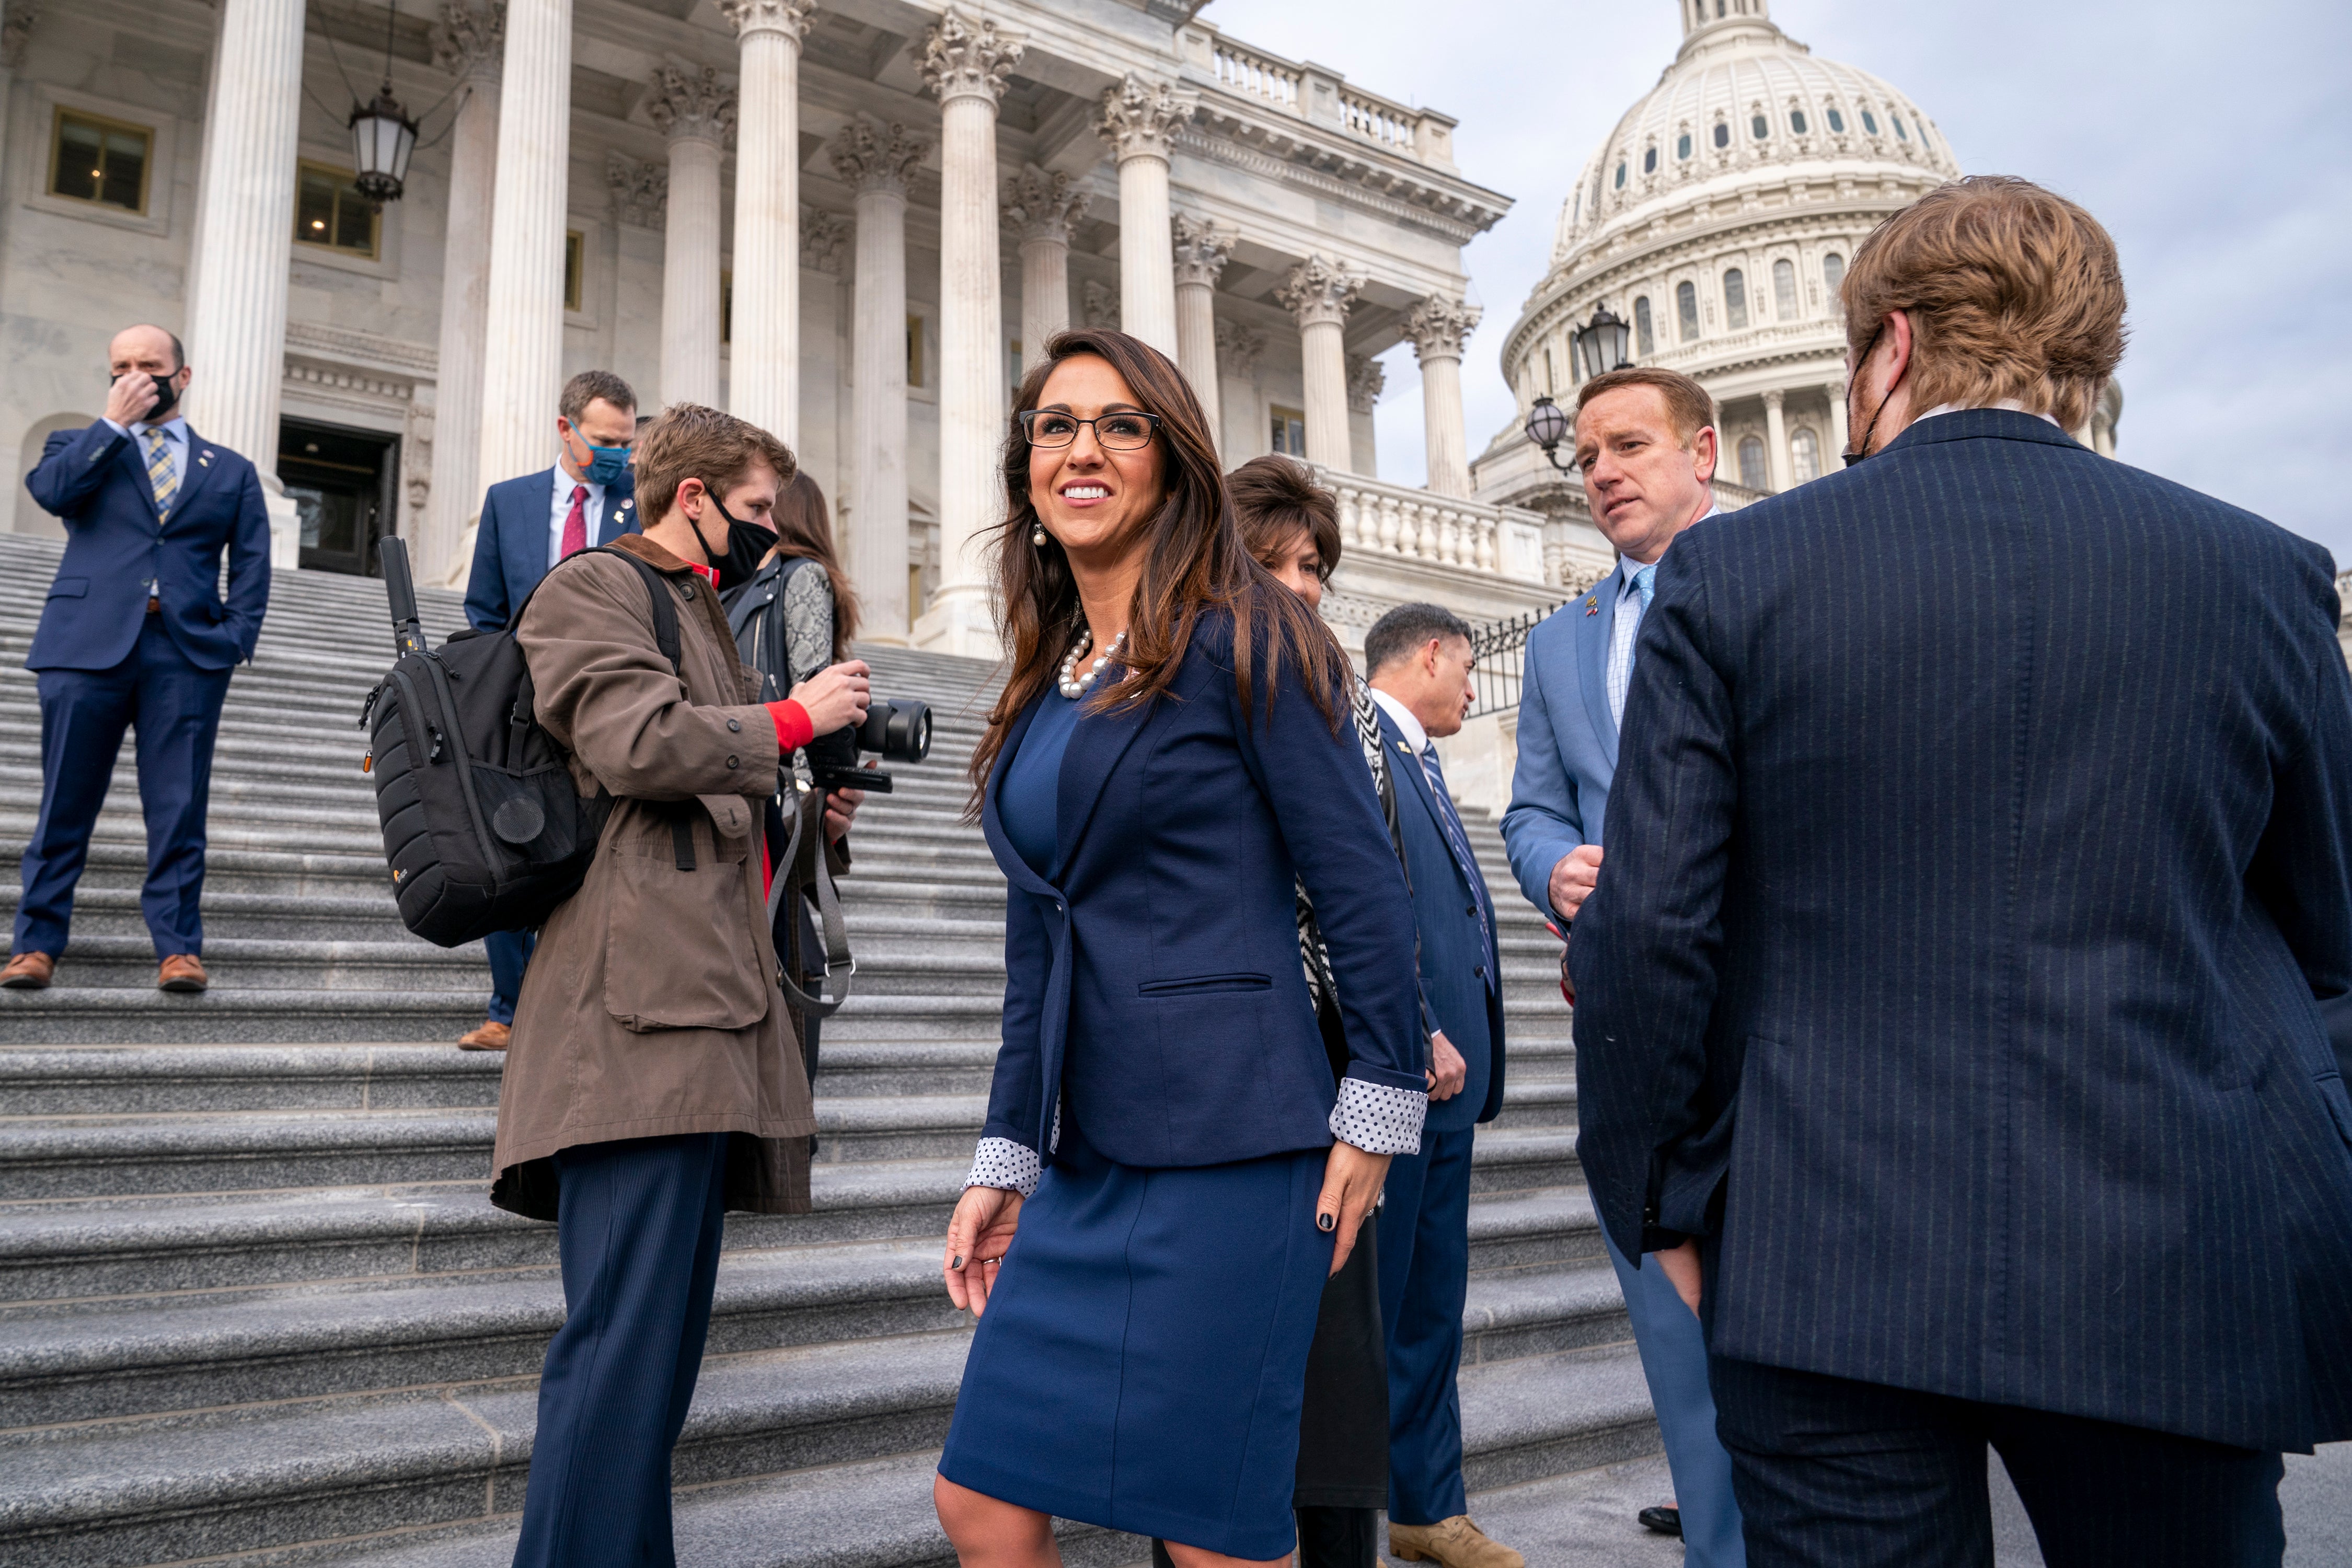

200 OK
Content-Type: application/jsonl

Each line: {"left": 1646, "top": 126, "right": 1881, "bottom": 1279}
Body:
{"left": 1020, "top": 409, "right": 1161, "bottom": 451}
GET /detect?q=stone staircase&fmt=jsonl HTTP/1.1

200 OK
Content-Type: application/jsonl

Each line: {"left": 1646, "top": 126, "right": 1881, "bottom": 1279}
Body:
{"left": 0, "top": 532, "right": 1656, "bottom": 1567}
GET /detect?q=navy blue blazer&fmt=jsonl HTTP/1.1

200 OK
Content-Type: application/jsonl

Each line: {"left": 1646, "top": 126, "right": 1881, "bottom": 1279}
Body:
{"left": 464, "top": 466, "right": 639, "bottom": 631}
{"left": 1569, "top": 409, "right": 2352, "bottom": 1451}
{"left": 22, "top": 420, "right": 270, "bottom": 672}
{"left": 1374, "top": 706, "right": 1506, "bottom": 1131}
{"left": 978, "top": 610, "right": 1426, "bottom": 1171}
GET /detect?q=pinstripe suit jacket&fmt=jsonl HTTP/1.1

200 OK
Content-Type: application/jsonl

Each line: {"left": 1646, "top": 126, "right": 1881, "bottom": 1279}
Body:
{"left": 1567, "top": 409, "right": 2352, "bottom": 1451}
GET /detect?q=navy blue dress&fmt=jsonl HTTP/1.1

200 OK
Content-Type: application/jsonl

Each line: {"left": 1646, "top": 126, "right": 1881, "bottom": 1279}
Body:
{"left": 938, "top": 684, "right": 1339, "bottom": 1559}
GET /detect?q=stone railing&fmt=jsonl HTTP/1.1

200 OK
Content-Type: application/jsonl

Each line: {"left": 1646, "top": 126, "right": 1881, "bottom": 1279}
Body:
{"left": 1206, "top": 37, "right": 1299, "bottom": 112}
{"left": 1339, "top": 88, "right": 1416, "bottom": 156}
{"left": 1179, "top": 24, "right": 1454, "bottom": 167}
{"left": 1317, "top": 469, "right": 1549, "bottom": 583}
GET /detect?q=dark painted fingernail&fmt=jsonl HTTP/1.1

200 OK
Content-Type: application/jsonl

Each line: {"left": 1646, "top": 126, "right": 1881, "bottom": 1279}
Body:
{"left": 1317, "top": 1213, "right": 1336, "bottom": 1232}
{"left": 951, "top": 1255, "right": 964, "bottom": 1270}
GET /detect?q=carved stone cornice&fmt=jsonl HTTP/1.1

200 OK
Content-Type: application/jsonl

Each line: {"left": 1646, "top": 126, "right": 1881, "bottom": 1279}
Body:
{"left": 647, "top": 65, "right": 735, "bottom": 148}
{"left": 606, "top": 153, "right": 666, "bottom": 229}
{"left": 801, "top": 206, "right": 851, "bottom": 272}
{"left": 1345, "top": 355, "right": 1385, "bottom": 414}
{"left": 1003, "top": 163, "right": 1086, "bottom": 247}
{"left": 919, "top": 6, "right": 1023, "bottom": 109}
{"left": 1082, "top": 280, "right": 1121, "bottom": 331}
{"left": 717, "top": 0, "right": 816, "bottom": 42}
{"left": 827, "top": 115, "right": 928, "bottom": 197}
{"left": 1276, "top": 254, "right": 1363, "bottom": 330}
{"left": 1214, "top": 319, "right": 1265, "bottom": 380}
{"left": 1403, "top": 294, "right": 1481, "bottom": 363}
{"left": 429, "top": 0, "right": 502, "bottom": 84}
{"left": 284, "top": 320, "right": 437, "bottom": 377}
{"left": 1097, "top": 73, "right": 1198, "bottom": 164}
{"left": 1170, "top": 213, "right": 1234, "bottom": 289}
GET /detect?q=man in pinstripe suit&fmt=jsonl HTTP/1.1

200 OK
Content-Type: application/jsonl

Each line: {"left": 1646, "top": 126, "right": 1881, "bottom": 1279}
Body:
{"left": 1569, "top": 176, "right": 2352, "bottom": 1567}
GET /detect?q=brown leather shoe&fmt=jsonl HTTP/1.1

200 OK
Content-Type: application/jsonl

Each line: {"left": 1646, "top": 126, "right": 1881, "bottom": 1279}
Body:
{"left": 157, "top": 954, "right": 209, "bottom": 993}
{"left": 457, "top": 1020, "right": 511, "bottom": 1051}
{"left": 1388, "top": 1517, "right": 1524, "bottom": 1568}
{"left": 1, "top": 951, "right": 56, "bottom": 989}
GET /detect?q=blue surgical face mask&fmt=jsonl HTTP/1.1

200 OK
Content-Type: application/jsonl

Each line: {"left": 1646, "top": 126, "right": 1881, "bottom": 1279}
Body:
{"left": 566, "top": 426, "right": 632, "bottom": 487}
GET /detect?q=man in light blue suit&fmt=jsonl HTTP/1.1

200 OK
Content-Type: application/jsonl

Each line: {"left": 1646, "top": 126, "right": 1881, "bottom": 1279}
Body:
{"left": 1500, "top": 366, "right": 1742, "bottom": 1565}
{"left": 454, "top": 368, "right": 640, "bottom": 1051}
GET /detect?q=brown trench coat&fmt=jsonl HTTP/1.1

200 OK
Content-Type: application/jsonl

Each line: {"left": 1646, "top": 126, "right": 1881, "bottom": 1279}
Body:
{"left": 490, "top": 533, "right": 816, "bottom": 1220}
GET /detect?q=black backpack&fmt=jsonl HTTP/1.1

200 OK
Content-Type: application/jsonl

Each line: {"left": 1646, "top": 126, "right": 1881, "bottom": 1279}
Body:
{"left": 360, "top": 546, "right": 681, "bottom": 948}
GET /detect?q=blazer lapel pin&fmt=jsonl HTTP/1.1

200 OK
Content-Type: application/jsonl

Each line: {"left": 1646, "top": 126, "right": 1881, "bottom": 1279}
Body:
{"left": 1584, "top": 595, "right": 1600, "bottom": 616}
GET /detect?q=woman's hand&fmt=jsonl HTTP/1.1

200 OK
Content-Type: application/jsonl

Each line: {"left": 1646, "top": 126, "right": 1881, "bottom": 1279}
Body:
{"left": 789, "top": 660, "right": 871, "bottom": 738}
{"left": 943, "top": 1185, "right": 1024, "bottom": 1318}
{"left": 1317, "top": 1142, "right": 1392, "bottom": 1276}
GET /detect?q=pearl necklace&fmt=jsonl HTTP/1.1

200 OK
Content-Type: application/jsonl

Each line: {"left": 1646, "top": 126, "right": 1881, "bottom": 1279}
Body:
{"left": 1058, "top": 628, "right": 1127, "bottom": 699}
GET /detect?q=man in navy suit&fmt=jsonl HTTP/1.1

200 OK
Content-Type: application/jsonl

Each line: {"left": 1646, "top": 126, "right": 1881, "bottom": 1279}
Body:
{"left": 1499, "top": 366, "right": 1744, "bottom": 1566}
{"left": 2, "top": 325, "right": 271, "bottom": 995}
{"left": 1572, "top": 176, "right": 2352, "bottom": 1566}
{"left": 454, "top": 368, "right": 641, "bottom": 1050}
{"left": 1359, "top": 605, "right": 1519, "bottom": 1568}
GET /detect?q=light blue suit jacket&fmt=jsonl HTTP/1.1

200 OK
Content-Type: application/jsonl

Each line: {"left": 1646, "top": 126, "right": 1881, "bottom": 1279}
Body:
{"left": 1501, "top": 556, "right": 1640, "bottom": 925}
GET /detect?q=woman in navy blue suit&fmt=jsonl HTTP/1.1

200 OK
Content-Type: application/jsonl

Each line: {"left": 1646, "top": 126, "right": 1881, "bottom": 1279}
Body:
{"left": 932, "top": 329, "right": 1427, "bottom": 1568}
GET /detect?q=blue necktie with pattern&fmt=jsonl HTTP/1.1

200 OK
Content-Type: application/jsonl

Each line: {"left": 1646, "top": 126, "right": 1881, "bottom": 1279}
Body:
{"left": 1418, "top": 743, "right": 1495, "bottom": 994}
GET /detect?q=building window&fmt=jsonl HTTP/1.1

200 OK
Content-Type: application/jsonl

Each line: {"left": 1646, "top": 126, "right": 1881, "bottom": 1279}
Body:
{"left": 1790, "top": 109, "right": 1808, "bottom": 135}
{"left": 1826, "top": 106, "right": 1846, "bottom": 133}
{"left": 1751, "top": 113, "right": 1769, "bottom": 141}
{"left": 1677, "top": 132, "right": 1692, "bottom": 159}
{"left": 1643, "top": 146, "right": 1657, "bottom": 174}
{"left": 1893, "top": 113, "right": 1909, "bottom": 141}
{"left": 907, "top": 314, "right": 925, "bottom": 388}
{"left": 1542, "top": 345, "right": 1557, "bottom": 395}
{"left": 294, "top": 163, "right": 380, "bottom": 258}
{"left": 1790, "top": 426, "right": 1820, "bottom": 483}
{"left": 1772, "top": 258, "right": 1798, "bottom": 320}
{"left": 1270, "top": 405, "right": 1306, "bottom": 457}
{"left": 1723, "top": 268, "right": 1748, "bottom": 330}
{"left": 1861, "top": 109, "right": 1880, "bottom": 135}
{"left": 1614, "top": 160, "right": 1627, "bottom": 189}
{"left": 567, "top": 231, "right": 586, "bottom": 314}
{"left": 49, "top": 109, "right": 152, "bottom": 214}
{"left": 1634, "top": 296, "right": 1655, "bottom": 358}
{"left": 1713, "top": 121, "right": 1730, "bottom": 149}
{"left": 1737, "top": 435, "right": 1766, "bottom": 491}
{"left": 1823, "top": 251, "right": 1846, "bottom": 303}
{"left": 1676, "top": 281, "right": 1699, "bottom": 342}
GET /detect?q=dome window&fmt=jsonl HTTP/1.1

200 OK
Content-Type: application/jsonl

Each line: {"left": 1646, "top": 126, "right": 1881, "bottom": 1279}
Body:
{"left": 1791, "top": 428, "right": 1820, "bottom": 483}
{"left": 1893, "top": 113, "right": 1909, "bottom": 141}
{"left": 1790, "top": 109, "right": 1808, "bottom": 135}
{"left": 1644, "top": 146, "right": 1658, "bottom": 174}
{"left": 1714, "top": 121, "right": 1730, "bottom": 149}
{"left": 1737, "top": 435, "right": 1767, "bottom": 491}
{"left": 1677, "top": 280, "right": 1700, "bottom": 342}
{"left": 1615, "top": 160, "right": 1627, "bottom": 189}
{"left": 1751, "top": 113, "right": 1769, "bottom": 141}
{"left": 1678, "top": 132, "right": 1692, "bottom": 159}
{"left": 1634, "top": 296, "right": 1655, "bottom": 358}
{"left": 1827, "top": 107, "right": 1846, "bottom": 133}
{"left": 1724, "top": 268, "right": 1749, "bottom": 330}
{"left": 1772, "top": 258, "right": 1798, "bottom": 319}
{"left": 1861, "top": 109, "right": 1880, "bottom": 135}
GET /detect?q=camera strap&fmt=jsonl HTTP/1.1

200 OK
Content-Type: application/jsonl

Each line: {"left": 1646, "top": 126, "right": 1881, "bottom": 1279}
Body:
{"left": 766, "top": 782, "right": 854, "bottom": 1017}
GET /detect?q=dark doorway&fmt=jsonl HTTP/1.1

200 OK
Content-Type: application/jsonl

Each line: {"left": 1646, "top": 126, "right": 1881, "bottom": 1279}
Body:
{"left": 279, "top": 419, "right": 399, "bottom": 575}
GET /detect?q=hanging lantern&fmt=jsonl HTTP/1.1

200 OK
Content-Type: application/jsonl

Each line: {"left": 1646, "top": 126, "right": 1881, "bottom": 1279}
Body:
{"left": 1523, "top": 394, "right": 1572, "bottom": 454}
{"left": 349, "top": 84, "right": 419, "bottom": 205}
{"left": 1573, "top": 304, "right": 1634, "bottom": 381}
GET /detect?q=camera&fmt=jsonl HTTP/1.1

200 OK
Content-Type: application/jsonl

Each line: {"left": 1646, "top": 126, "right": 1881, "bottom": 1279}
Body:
{"left": 803, "top": 698, "right": 931, "bottom": 794}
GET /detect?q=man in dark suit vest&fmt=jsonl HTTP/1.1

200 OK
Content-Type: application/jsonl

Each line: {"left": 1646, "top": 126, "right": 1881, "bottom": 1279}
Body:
{"left": 454, "top": 369, "right": 640, "bottom": 1051}
{"left": 1571, "top": 176, "right": 2352, "bottom": 1566}
{"left": 2, "top": 324, "right": 271, "bottom": 994}
{"left": 1359, "top": 605, "right": 1519, "bottom": 1568}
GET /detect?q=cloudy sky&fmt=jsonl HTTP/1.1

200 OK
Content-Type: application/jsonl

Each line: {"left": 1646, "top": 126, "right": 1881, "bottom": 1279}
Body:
{"left": 1201, "top": 0, "right": 2352, "bottom": 566}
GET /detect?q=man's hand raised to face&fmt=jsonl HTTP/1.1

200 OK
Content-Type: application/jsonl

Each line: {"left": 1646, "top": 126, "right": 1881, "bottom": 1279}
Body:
{"left": 1549, "top": 844, "right": 1604, "bottom": 923}
{"left": 105, "top": 372, "right": 160, "bottom": 428}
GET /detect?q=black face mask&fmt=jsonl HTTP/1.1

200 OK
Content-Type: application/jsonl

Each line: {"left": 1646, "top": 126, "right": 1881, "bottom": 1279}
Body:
{"left": 113, "top": 372, "right": 180, "bottom": 422}
{"left": 699, "top": 490, "right": 777, "bottom": 593}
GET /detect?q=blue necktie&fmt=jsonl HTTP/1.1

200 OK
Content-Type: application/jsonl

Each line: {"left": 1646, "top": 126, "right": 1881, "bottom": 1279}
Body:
{"left": 1419, "top": 743, "right": 1495, "bottom": 994}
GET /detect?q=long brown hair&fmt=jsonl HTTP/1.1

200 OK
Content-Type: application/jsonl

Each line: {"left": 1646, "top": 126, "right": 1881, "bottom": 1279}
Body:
{"left": 767, "top": 469, "right": 859, "bottom": 658}
{"left": 966, "top": 328, "right": 1348, "bottom": 814}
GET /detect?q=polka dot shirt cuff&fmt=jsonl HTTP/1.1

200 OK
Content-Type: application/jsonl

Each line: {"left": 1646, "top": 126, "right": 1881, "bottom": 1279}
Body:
{"left": 965, "top": 1136, "right": 1040, "bottom": 1197}
{"left": 1330, "top": 1076, "right": 1425, "bottom": 1156}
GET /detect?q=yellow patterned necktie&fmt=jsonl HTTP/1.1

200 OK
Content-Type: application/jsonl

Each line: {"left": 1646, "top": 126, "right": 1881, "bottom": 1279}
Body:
{"left": 144, "top": 428, "right": 178, "bottom": 519}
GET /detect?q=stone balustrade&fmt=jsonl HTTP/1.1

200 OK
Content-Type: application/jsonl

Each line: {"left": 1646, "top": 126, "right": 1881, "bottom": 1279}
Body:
{"left": 1206, "top": 37, "right": 1299, "bottom": 112}
{"left": 1181, "top": 24, "right": 1452, "bottom": 167}
{"left": 1317, "top": 468, "right": 1552, "bottom": 583}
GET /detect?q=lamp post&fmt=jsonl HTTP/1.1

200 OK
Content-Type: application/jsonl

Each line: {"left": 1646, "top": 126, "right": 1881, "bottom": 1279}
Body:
{"left": 1522, "top": 393, "right": 1576, "bottom": 477}
{"left": 1572, "top": 303, "right": 1632, "bottom": 382}
{"left": 350, "top": 85, "right": 419, "bottom": 204}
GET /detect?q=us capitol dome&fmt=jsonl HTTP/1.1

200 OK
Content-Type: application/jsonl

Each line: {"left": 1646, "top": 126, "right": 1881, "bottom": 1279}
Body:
{"left": 1473, "top": 0, "right": 2122, "bottom": 540}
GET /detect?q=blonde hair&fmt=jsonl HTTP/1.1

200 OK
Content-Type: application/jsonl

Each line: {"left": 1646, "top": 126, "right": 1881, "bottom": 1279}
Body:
{"left": 1842, "top": 176, "right": 2126, "bottom": 431}
{"left": 632, "top": 402, "right": 797, "bottom": 521}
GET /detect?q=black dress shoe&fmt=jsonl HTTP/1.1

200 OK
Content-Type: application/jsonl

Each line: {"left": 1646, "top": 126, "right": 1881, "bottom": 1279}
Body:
{"left": 1636, "top": 1506, "right": 1682, "bottom": 1538}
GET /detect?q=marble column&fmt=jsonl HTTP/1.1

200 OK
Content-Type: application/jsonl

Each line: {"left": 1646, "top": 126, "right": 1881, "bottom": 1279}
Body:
{"left": 183, "top": 0, "right": 305, "bottom": 564}
{"left": 1214, "top": 318, "right": 1266, "bottom": 459}
{"left": 424, "top": 0, "right": 504, "bottom": 585}
{"left": 0, "top": 5, "right": 40, "bottom": 216}
{"left": 1762, "top": 387, "right": 1792, "bottom": 492}
{"left": 1825, "top": 377, "right": 1850, "bottom": 460}
{"left": 1170, "top": 214, "right": 1232, "bottom": 439}
{"left": 476, "top": 0, "right": 573, "bottom": 499}
{"left": 828, "top": 116, "right": 927, "bottom": 643}
{"left": 649, "top": 66, "right": 734, "bottom": 412}
{"left": 1096, "top": 74, "right": 1194, "bottom": 361}
{"left": 1005, "top": 163, "right": 1083, "bottom": 372}
{"left": 720, "top": 0, "right": 815, "bottom": 444}
{"left": 1346, "top": 356, "right": 1383, "bottom": 477}
{"left": 914, "top": 6, "right": 1022, "bottom": 658}
{"left": 1277, "top": 255, "right": 1362, "bottom": 472}
{"left": 1403, "top": 293, "right": 1481, "bottom": 499}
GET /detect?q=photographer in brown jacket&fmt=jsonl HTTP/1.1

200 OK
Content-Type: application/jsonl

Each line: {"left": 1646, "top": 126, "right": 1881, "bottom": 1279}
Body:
{"left": 498, "top": 403, "right": 871, "bottom": 1568}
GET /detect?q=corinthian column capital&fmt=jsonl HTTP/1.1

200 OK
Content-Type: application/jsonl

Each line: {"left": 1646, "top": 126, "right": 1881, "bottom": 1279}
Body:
{"left": 801, "top": 206, "right": 851, "bottom": 273}
{"left": 1402, "top": 294, "right": 1481, "bottom": 363}
{"left": 1276, "top": 253, "right": 1364, "bottom": 330}
{"left": 919, "top": 6, "right": 1024, "bottom": 108}
{"left": 605, "top": 152, "right": 667, "bottom": 228}
{"left": 429, "top": 0, "right": 503, "bottom": 84}
{"left": 1214, "top": 319, "right": 1265, "bottom": 381}
{"left": 1171, "top": 213, "right": 1235, "bottom": 289}
{"left": 827, "top": 114, "right": 929, "bottom": 196}
{"left": 1004, "top": 163, "right": 1086, "bottom": 246}
{"left": 1097, "top": 72, "right": 1197, "bottom": 164}
{"left": 717, "top": 0, "right": 816, "bottom": 41}
{"left": 648, "top": 65, "right": 736, "bottom": 148}
{"left": 1346, "top": 355, "right": 1386, "bottom": 415}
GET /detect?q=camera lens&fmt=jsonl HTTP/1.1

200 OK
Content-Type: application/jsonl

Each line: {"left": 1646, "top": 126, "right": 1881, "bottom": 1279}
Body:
{"left": 856, "top": 700, "right": 931, "bottom": 764}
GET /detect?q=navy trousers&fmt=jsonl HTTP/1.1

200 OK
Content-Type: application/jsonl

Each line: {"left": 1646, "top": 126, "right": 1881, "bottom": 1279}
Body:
{"left": 1710, "top": 1356, "right": 2287, "bottom": 1568}
{"left": 483, "top": 929, "right": 537, "bottom": 1024}
{"left": 511, "top": 1133, "right": 730, "bottom": 1568}
{"left": 1375, "top": 1125, "right": 1474, "bottom": 1527}
{"left": 1599, "top": 1226, "right": 1745, "bottom": 1565}
{"left": 15, "top": 616, "right": 233, "bottom": 959}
